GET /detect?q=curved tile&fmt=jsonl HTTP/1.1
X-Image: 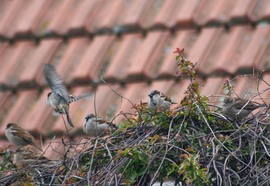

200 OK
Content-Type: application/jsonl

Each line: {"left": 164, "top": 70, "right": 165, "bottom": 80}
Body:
{"left": 88, "top": 0, "right": 123, "bottom": 32}
{"left": 71, "top": 35, "right": 115, "bottom": 83}
{"left": 117, "top": 0, "right": 153, "bottom": 29}
{"left": 214, "top": 26, "right": 253, "bottom": 74}
{"left": 104, "top": 33, "right": 143, "bottom": 82}
{"left": 0, "top": 0, "right": 24, "bottom": 38}
{"left": 237, "top": 24, "right": 270, "bottom": 73}
{"left": 55, "top": 37, "right": 90, "bottom": 84}
{"left": 18, "top": 39, "right": 62, "bottom": 86}
{"left": 150, "top": 0, "right": 181, "bottom": 28}
{"left": 158, "top": 29, "right": 197, "bottom": 78}
{"left": 189, "top": 27, "right": 223, "bottom": 75}
{"left": 15, "top": 0, "right": 50, "bottom": 37}
{"left": 0, "top": 41, "right": 34, "bottom": 87}
{"left": 126, "top": 31, "right": 170, "bottom": 81}
{"left": 69, "top": 0, "right": 101, "bottom": 34}
{"left": 230, "top": 0, "right": 256, "bottom": 23}
{"left": 20, "top": 89, "right": 53, "bottom": 134}
{"left": 176, "top": 0, "right": 204, "bottom": 26}
{"left": 0, "top": 90, "right": 38, "bottom": 133}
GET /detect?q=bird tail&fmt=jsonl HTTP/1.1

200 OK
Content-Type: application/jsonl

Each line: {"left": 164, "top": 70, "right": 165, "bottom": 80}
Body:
{"left": 66, "top": 112, "right": 74, "bottom": 127}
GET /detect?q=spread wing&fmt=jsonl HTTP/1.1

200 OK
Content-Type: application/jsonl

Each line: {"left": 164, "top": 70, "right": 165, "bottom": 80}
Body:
{"left": 44, "top": 64, "right": 69, "bottom": 103}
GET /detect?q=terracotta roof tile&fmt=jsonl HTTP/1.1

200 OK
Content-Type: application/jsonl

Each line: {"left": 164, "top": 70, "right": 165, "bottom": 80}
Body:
{"left": 158, "top": 29, "right": 197, "bottom": 78}
{"left": 43, "top": 138, "right": 66, "bottom": 160}
{"left": 1, "top": 0, "right": 270, "bottom": 156}
{"left": 200, "top": 77, "right": 228, "bottom": 105}
{"left": 207, "top": 0, "right": 238, "bottom": 24}
{"left": 238, "top": 24, "right": 270, "bottom": 72}
{"left": 90, "top": 85, "right": 123, "bottom": 119}
{"left": 189, "top": 28, "right": 223, "bottom": 74}
{"left": 114, "top": 82, "right": 149, "bottom": 123}
{"left": 46, "top": 0, "right": 82, "bottom": 35}
{"left": 248, "top": 0, "right": 270, "bottom": 21}
{"left": 68, "top": 0, "right": 101, "bottom": 34}
{"left": 170, "top": 80, "right": 191, "bottom": 104}
{"left": 18, "top": 39, "right": 62, "bottom": 86}
{"left": 149, "top": 0, "right": 179, "bottom": 28}
{"left": 15, "top": 0, "right": 50, "bottom": 38}
{"left": 0, "top": 91, "right": 13, "bottom": 121}
{"left": 71, "top": 35, "right": 115, "bottom": 83}
{"left": 35, "top": 0, "right": 64, "bottom": 36}
{"left": 88, "top": 0, "right": 123, "bottom": 32}
{"left": 0, "top": 90, "right": 38, "bottom": 134}
{"left": 118, "top": 0, "right": 153, "bottom": 29}
{"left": 193, "top": 0, "right": 220, "bottom": 26}
{"left": 230, "top": 75, "right": 263, "bottom": 101}
{"left": 20, "top": 89, "right": 53, "bottom": 134}
{"left": 126, "top": 31, "right": 170, "bottom": 81}
{"left": 0, "top": 0, "right": 24, "bottom": 38}
{"left": 53, "top": 37, "right": 90, "bottom": 84}
{"left": 141, "top": 0, "right": 165, "bottom": 29}
{"left": 214, "top": 26, "right": 252, "bottom": 74}
{"left": 230, "top": 0, "right": 255, "bottom": 22}
{"left": 104, "top": 33, "right": 143, "bottom": 82}
{"left": 176, "top": 0, "right": 202, "bottom": 26}
{"left": 0, "top": 41, "right": 34, "bottom": 87}
{"left": 0, "top": 0, "right": 13, "bottom": 25}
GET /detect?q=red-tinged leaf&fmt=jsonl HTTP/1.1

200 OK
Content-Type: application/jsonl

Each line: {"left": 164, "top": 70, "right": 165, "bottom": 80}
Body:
{"left": 173, "top": 48, "right": 181, "bottom": 54}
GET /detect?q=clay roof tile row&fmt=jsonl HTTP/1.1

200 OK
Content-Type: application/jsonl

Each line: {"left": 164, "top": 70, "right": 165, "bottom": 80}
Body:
{"left": 1, "top": 0, "right": 270, "bottom": 158}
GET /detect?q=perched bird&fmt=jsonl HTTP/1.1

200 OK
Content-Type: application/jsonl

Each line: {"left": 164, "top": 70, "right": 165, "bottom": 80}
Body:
{"left": 148, "top": 90, "right": 176, "bottom": 111}
{"left": 5, "top": 123, "right": 42, "bottom": 151}
{"left": 83, "top": 114, "right": 118, "bottom": 137}
{"left": 13, "top": 147, "right": 50, "bottom": 168}
{"left": 222, "top": 97, "right": 266, "bottom": 121}
{"left": 44, "top": 64, "right": 90, "bottom": 127}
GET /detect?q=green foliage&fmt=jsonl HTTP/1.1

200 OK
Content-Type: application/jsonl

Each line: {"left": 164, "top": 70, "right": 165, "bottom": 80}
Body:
{"left": 178, "top": 154, "right": 208, "bottom": 185}
{"left": 0, "top": 150, "right": 15, "bottom": 171}
{"left": 117, "top": 147, "right": 149, "bottom": 184}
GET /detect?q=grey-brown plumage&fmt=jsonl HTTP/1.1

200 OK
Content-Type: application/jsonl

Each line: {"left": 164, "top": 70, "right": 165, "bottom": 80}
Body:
{"left": 5, "top": 123, "right": 41, "bottom": 151}
{"left": 222, "top": 97, "right": 265, "bottom": 120}
{"left": 44, "top": 64, "right": 74, "bottom": 127}
{"left": 148, "top": 90, "right": 176, "bottom": 110}
{"left": 14, "top": 147, "right": 50, "bottom": 167}
{"left": 44, "top": 64, "right": 91, "bottom": 127}
{"left": 83, "top": 114, "right": 118, "bottom": 137}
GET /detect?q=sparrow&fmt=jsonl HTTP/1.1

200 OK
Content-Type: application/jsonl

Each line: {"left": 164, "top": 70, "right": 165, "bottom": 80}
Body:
{"left": 13, "top": 147, "right": 50, "bottom": 168}
{"left": 222, "top": 97, "right": 266, "bottom": 121}
{"left": 5, "top": 123, "right": 42, "bottom": 151}
{"left": 44, "top": 64, "right": 91, "bottom": 127}
{"left": 148, "top": 90, "right": 176, "bottom": 111}
{"left": 83, "top": 114, "right": 118, "bottom": 137}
